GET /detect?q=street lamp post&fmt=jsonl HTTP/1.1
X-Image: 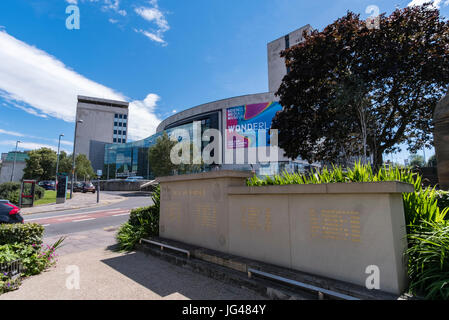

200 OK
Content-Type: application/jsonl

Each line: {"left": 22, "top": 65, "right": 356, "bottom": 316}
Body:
{"left": 55, "top": 134, "right": 64, "bottom": 187}
{"left": 10, "top": 140, "right": 21, "bottom": 182}
{"left": 70, "top": 120, "right": 83, "bottom": 199}
{"left": 107, "top": 147, "right": 111, "bottom": 181}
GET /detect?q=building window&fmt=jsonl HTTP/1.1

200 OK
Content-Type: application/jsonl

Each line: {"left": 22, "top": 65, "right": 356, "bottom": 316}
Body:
{"left": 285, "top": 35, "right": 290, "bottom": 49}
{"left": 123, "top": 131, "right": 126, "bottom": 136}
{"left": 118, "top": 138, "right": 122, "bottom": 143}
{"left": 114, "top": 121, "right": 118, "bottom": 127}
{"left": 123, "top": 122, "right": 127, "bottom": 128}
{"left": 113, "top": 138, "right": 117, "bottom": 143}
{"left": 118, "top": 122, "right": 122, "bottom": 127}
{"left": 114, "top": 114, "right": 118, "bottom": 119}
{"left": 124, "top": 115, "right": 127, "bottom": 120}
{"left": 114, "top": 130, "right": 117, "bottom": 134}
{"left": 119, "top": 114, "right": 123, "bottom": 119}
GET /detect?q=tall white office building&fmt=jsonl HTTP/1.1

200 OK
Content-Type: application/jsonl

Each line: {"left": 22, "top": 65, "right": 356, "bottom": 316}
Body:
{"left": 74, "top": 96, "right": 129, "bottom": 171}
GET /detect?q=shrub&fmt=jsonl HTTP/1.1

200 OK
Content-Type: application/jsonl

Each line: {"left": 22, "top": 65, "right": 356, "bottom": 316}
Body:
{"left": 436, "top": 191, "right": 449, "bottom": 213}
{"left": 0, "top": 272, "right": 21, "bottom": 294}
{"left": 0, "top": 223, "right": 45, "bottom": 246}
{"left": 407, "top": 221, "right": 449, "bottom": 300}
{"left": 116, "top": 186, "right": 160, "bottom": 251}
{"left": 0, "top": 237, "right": 64, "bottom": 294}
{"left": 247, "top": 162, "right": 448, "bottom": 232}
{"left": 0, "top": 182, "right": 45, "bottom": 205}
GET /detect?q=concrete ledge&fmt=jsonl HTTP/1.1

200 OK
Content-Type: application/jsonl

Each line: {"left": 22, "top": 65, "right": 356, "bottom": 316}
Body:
{"left": 157, "top": 170, "right": 253, "bottom": 183}
{"left": 228, "top": 181, "right": 414, "bottom": 195}
{"left": 137, "top": 238, "right": 406, "bottom": 300}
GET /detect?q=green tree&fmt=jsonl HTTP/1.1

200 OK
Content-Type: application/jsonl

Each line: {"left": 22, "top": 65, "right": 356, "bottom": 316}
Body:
{"left": 409, "top": 154, "right": 425, "bottom": 167}
{"left": 56, "top": 151, "right": 72, "bottom": 175}
{"left": 23, "top": 148, "right": 95, "bottom": 181}
{"left": 427, "top": 154, "right": 437, "bottom": 167}
{"left": 74, "top": 154, "right": 96, "bottom": 181}
{"left": 148, "top": 132, "right": 177, "bottom": 178}
{"left": 23, "top": 148, "right": 56, "bottom": 180}
{"left": 272, "top": 4, "right": 449, "bottom": 168}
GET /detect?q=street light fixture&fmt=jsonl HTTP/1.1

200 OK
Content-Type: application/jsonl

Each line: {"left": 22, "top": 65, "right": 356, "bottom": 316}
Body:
{"left": 10, "top": 140, "right": 21, "bottom": 182}
{"left": 55, "top": 134, "right": 64, "bottom": 188}
{"left": 70, "top": 119, "right": 83, "bottom": 199}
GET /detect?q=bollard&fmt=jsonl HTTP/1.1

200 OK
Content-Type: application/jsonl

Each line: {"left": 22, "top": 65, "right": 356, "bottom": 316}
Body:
{"left": 97, "top": 180, "right": 100, "bottom": 203}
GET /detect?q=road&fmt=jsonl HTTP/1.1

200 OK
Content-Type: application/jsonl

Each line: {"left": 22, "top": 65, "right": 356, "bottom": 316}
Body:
{"left": 24, "top": 191, "right": 152, "bottom": 238}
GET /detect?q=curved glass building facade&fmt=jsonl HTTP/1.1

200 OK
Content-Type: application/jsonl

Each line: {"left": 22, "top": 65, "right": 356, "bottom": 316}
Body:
{"left": 103, "top": 95, "right": 315, "bottom": 180}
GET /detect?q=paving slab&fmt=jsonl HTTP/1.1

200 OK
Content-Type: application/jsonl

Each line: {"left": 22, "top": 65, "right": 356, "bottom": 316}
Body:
{"left": 0, "top": 228, "right": 266, "bottom": 300}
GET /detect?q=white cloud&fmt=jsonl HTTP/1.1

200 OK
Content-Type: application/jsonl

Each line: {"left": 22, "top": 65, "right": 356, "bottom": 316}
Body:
{"left": 128, "top": 94, "right": 163, "bottom": 140}
{"left": 0, "top": 30, "right": 161, "bottom": 142}
{"left": 135, "top": 29, "right": 165, "bottom": 44}
{"left": 64, "top": 0, "right": 169, "bottom": 45}
{"left": 0, "top": 129, "right": 24, "bottom": 137}
{"left": 0, "top": 124, "right": 73, "bottom": 150}
{"left": 408, "top": 0, "right": 449, "bottom": 8}
{"left": 0, "top": 140, "right": 70, "bottom": 153}
{"left": 134, "top": 1, "right": 170, "bottom": 45}
{"left": 102, "top": 0, "right": 127, "bottom": 16}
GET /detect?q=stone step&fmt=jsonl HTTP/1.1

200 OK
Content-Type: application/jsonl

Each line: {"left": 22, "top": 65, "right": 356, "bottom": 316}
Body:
{"left": 138, "top": 237, "right": 409, "bottom": 300}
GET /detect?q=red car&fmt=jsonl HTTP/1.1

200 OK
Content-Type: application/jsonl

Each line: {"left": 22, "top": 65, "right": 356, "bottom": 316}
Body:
{"left": 81, "top": 182, "right": 96, "bottom": 193}
{"left": 0, "top": 200, "right": 24, "bottom": 224}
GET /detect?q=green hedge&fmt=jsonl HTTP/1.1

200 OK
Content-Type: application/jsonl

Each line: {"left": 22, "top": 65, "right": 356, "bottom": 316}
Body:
{"left": 0, "top": 182, "right": 45, "bottom": 205}
{"left": 0, "top": 223, "right": 45, "bottom": 246}
{"left": 116, "top": 186, "right": 160, "bottom": 251}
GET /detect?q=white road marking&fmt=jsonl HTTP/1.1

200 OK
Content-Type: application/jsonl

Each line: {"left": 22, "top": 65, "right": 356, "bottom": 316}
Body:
{"left": 42, "top": 224, "right": 50, "bottom": 227}
{"left": 58, "top": 215, "right": 89, "bottom": 221}
{"left": 72, "top": 218, "right": 96, "bottom": 223}
{"left": 112, "top": 213, "right": 130, "bottom": 217}
{"left": 26, "top": 208, "right": 125, "bottom": 222}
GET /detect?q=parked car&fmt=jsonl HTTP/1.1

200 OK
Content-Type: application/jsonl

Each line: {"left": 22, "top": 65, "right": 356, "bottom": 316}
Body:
{"left": 125, "top": 176, "right": 144, "bottom": 182}
{"left": 38, "top": 180, "right": 55, "bottom": 191}
{"left": 81, "top": 182, "right": 96, "bottom": 194}
{"left": 73, "top": 182, "right": 84, "bottom": 193}
{"left": 0, "top": 201, "right": 24, "bottom": 224}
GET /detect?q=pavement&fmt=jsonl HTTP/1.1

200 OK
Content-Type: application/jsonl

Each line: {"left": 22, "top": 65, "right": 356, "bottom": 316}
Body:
{"left": 21, "top": 191, "right": 127, "bottom": 215}
{"left": 0, "top": 228, "right": 266, "bottom": 300}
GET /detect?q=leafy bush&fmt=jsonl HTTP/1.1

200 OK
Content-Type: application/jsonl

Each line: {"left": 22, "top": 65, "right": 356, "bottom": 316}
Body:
{"left": 407, "top": 221, "right": 449, "bottom": 300}
{"left": 436, "top": 191, "right": 449, "bottom": 213}
{"left": 0, "top": 237, "right": 64, "bottom": 294}
{"left": 0, "top": 182, "right": 45, "bottom": 205}
{"left": 0, "top": 272, "right": 21, "bottom": 294}
{"left": 247, "top": 162, "right": 448, "bottom": 232}
{"left": 0, "top": 223, "right": 45, "bottom": 246}
{"left": 116, "top": 186, "right": 160, "bottom": 251}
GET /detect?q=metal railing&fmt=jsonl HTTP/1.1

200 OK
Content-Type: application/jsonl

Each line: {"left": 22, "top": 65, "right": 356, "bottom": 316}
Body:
{"left": 0, "top": 259, "right": 23, "bottom": 280}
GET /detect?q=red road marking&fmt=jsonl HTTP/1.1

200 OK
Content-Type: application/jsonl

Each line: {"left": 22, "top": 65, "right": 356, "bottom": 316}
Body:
{"left": 25, "top": 209, "right": 130, "bottom": 226}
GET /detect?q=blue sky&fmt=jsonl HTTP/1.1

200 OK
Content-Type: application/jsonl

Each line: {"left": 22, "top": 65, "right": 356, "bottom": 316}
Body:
{"left": 0, "top": 0, "right": 447, "bottom": 163}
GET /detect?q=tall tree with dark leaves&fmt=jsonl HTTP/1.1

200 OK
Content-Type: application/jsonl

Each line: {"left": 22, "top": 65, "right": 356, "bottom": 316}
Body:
{"left": 272, "top": 4, "right": 449, "bottom": 168}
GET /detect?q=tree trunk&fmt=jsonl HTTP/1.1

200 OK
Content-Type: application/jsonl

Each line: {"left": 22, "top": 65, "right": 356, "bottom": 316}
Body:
{"left": 373, "top": 152, "right": 383, "bottom": 172}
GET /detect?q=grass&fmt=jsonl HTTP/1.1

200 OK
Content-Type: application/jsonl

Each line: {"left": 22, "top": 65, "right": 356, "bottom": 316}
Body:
{"left": 34, "top": 191, "right": 70, "bottom": 206}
